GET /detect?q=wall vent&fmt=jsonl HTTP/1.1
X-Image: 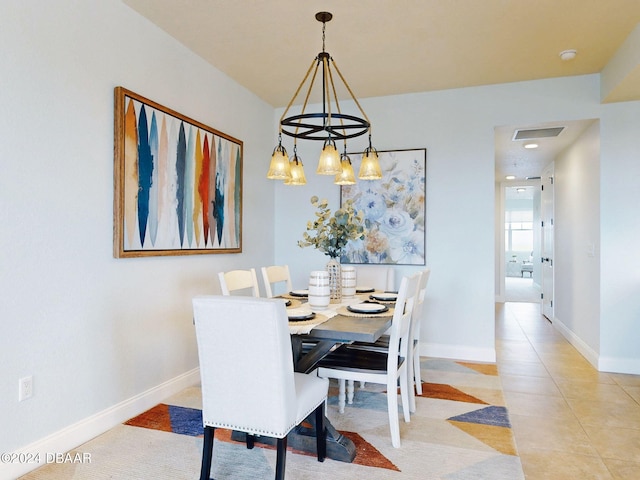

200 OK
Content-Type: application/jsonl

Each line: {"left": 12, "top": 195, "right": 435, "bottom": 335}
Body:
{"left": 512, "top": 127, "right": 564, "bottom": 140}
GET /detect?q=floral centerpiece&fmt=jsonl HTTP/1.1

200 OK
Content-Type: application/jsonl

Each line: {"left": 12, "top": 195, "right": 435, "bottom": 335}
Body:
{"left": 298, "top": 196, "right": 366, "bottom": 258}
{"left": 298, "top": 196, "right": 366, "bottom": 300}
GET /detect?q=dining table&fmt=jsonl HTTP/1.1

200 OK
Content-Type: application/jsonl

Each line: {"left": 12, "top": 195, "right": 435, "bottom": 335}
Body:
{"left": 230, "top": 289, "right": 395, "bottom": 462}
{"left": 275, "top": 290, "right": 397, "bottom": 462}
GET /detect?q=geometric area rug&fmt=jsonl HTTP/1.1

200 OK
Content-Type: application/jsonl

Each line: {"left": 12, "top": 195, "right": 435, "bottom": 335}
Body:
{"left": 19, "top": 359, "right": 524, "bottom": 479}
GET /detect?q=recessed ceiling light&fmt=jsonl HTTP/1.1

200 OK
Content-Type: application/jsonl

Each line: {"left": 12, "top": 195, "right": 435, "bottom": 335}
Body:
{"left": 524, "top": 142, "right": 539, "bottom": 149}
{"left": 505, "top": 175, "right": 516, "bottom": 180}
{"left": 517, "top": 188, "right": 526, "bottom": 193}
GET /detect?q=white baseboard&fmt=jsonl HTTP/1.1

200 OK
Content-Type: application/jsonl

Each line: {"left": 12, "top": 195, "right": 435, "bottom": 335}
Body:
{"left": 598, "top": 356, "right": 640, "bottom": 375}
{"left": 421, "top": 342, "right": 496, "bottom": 363}
{"left": 552, "top": 318, "right": 640, "bottom": 375}
{"left": 552, "top": 318, "right": 600, "bottom": 368}
{"left": 2, "top": 368, "right": 200, "bottom": 480}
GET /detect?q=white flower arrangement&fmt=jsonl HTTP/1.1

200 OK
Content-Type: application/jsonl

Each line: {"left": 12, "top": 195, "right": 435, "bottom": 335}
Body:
{"left": 298, "top": 196, "right": 366, "bottom": 258}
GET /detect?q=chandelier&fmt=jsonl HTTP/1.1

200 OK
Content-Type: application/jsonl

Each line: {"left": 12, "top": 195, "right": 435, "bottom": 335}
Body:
{"left": 267, "top": 12, "right": 382, "bottom": 186}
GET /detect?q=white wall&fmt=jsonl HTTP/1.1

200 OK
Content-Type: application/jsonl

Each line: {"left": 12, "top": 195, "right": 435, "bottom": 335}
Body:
{"left": 274, "top": 74, "right": 640, "bottom": 372}
{"left": 599, "top": 104, "right": 640, "bottom": 373}
{"left": 3, "top": 1, "right": 640, "bottom": 475}
{"left": 554, "top": 121, "right": 601, "bottom": 359}
{"left": 0, "top": 0, "right": 275, "bottom": 468}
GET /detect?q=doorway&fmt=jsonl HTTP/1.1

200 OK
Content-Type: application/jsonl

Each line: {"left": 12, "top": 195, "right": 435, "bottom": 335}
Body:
{"left": 504, "top": 184, "right": 541, "bottom": 302}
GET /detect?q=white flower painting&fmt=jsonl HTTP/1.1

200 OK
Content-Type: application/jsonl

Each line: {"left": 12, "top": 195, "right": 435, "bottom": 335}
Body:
{"left": 340, "top": 149, "right": 426, "bottom": 265}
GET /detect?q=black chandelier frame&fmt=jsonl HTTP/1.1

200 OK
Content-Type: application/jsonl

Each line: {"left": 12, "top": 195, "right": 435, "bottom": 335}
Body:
{"left": 278, "top": 12, "right": 372, "bottom": 143}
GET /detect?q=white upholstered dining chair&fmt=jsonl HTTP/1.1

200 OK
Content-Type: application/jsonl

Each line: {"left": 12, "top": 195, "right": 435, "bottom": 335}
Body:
{"left": 218, "top": 268, "right": 260, "bottom": 296}
{"left": 192, "top": 295, "right": 329, "bottom": 480}
{"left": 355, "top": 265, "right": 395, "bottom": 291}
{"left": 315, "top": 272, "right": 421, "bottom": 448}
{"left": 261, "top": 265, "right": 293, "bottom": 298}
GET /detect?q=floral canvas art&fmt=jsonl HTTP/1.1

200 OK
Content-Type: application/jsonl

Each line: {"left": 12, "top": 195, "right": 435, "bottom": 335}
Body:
{"left": 340, "top": 149, "right": 426, "bottom": 265}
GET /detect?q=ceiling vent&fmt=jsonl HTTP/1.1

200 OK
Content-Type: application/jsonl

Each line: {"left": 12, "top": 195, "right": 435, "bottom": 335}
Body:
{"left": 512, "top": 127, "right": 564, "bottom": 140}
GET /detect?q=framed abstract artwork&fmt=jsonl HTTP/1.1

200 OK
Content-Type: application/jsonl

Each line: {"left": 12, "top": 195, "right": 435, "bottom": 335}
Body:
{"left": 113, "top": 87, "right": 242, "bottom": 258}
{"left": 340, "top": 148, "right": 426, "bottom": 265}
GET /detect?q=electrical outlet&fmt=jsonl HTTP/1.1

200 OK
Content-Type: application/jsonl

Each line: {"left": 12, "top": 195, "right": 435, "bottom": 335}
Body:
{"left": 19, "top": 376, "right": 33, "bottom": 401}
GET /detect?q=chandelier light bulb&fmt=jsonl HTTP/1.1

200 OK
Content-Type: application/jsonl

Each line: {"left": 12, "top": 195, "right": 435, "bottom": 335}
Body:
{"left": 334, "top": 154, "right": 356, "bottom": 185}
{"left": 266, "top": 144, "right": 291, "bottom": 180}
{"left": 317, "top": 140, "right": 342, "bottom": 175}
{"left": 285, "top": 154, "right": 307, "bottom": 186}
{"left": 358, "top": 145, "right": 382, "bottom": 180}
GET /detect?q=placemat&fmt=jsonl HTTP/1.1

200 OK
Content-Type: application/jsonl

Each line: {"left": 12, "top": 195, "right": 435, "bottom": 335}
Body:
{"left": 336, "top": 305, "right": 395, "bottom": 318}
{"left": 280, "top": 293, "right": 308, "bottom": 300}
{"left": 288, "top": 313, "right": 329, "bottom": 334}
{"left": 282, "top": 298, "right": 302, "bottom": 308}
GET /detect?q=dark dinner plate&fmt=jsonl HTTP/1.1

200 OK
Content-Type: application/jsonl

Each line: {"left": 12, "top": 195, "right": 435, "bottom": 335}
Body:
{"left": 289, "top": 290, "right": 309, "bottom": 297}
{"left": 370, "top": 292, "right": 398, "bottom": 302}
{"left": 347, "top": 303, "right": 389, "bottom": 314}
{"left": 288, "top": 312, "right": 316, "bottom": 322}
{"left": 356, "top": 286, "right": 375, "bottom": 293}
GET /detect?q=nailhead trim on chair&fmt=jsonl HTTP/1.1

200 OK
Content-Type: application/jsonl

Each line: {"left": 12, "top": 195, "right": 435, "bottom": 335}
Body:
{"left": 202, "top": 399, "right": 326, "bottom": 438}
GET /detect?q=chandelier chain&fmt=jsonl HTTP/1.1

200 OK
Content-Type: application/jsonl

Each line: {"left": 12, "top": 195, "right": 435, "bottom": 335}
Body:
{"left": 331, "top": 58, "right": 371, "bottom": 129}
{"left": 322, "top": 21, "right": 326, "bottom": 52}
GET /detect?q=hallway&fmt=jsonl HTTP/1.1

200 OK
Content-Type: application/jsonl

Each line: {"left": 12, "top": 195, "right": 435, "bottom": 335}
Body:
{"left": 496, "top": 302, "right": 640, "bottom": 479}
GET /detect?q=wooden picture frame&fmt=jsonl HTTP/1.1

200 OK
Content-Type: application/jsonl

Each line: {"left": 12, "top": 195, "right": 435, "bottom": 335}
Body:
{"left": 114, "top": 87, "right": 243, "bottom": 258}
{"left": 340, "top": 148, "right": 426, "bottom": 265}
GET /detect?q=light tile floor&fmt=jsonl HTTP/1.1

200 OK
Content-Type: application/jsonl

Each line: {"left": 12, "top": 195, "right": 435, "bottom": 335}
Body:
{"left": 496, "top": 302, "right": 640, "bottom": 479}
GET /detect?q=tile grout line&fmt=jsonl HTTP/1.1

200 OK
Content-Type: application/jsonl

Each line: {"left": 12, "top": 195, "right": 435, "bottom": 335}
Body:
{"left": 497, "top": 302, "right": 617, "bottom": 479}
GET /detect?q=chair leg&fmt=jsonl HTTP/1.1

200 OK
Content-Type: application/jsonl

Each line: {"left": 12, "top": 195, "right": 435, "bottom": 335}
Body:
{"left": 275, "top": 436, "right": 287, "bottom": 480}
{"left": 413, "top": 342, "right": 423, "bottom": 395}
{"left": 338, "top": 379, "right": 346, "bottom": 413}
{"left": 408, "top": 358, "right": 417, "bottom": 414}
{"left": 386, "top": 381, "right": 401, "bottom": 448}
{"left": 346, "top": 380, "right": 355, "bottom": 404}
{"left": 400, "top": 369, "right": 411, "bottom": 423}
{"left": 200, "top": 426, "right": 215, "bottom": 480}
{"left": 246, "top": 433, "right": 255, "bottom": 449}
{"left": 315, "top": 403, "right": 326, "bottom": 462}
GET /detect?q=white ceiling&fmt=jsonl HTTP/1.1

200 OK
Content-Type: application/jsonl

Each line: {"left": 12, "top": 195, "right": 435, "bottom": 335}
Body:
{"left": 495, "top": 118, "right": 597, "bottom": 182}
{"left": 122, "top": 0, "right": 640, "bottom": 180}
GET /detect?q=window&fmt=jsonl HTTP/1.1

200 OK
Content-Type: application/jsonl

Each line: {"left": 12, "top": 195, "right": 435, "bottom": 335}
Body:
{"left": 505, "top": 211, "right": 533, "bottom": 253}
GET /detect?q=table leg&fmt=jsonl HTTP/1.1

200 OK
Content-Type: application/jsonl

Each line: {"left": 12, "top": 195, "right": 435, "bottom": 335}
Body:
{"left": 231, "top": 414, "right": 356, "bottom": 463}
{"left": 291, "top": 338, "right": 337, "bottom": 374}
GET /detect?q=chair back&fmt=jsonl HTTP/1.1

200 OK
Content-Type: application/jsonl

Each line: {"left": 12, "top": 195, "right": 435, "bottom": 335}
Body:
{"left": 261, "top": 265, "right": 293, "bottom": 298}
{"left": 410, "top": 268, "right": 431, "bottom": 344}
{"left": 387, "top": 272, "right": 421, "bottom": 371}
{"left": 192, "top": 296, "right": 297, "bottom": 437}
{"left": 218, "top": 268, "right": 260, "bottom": 296}
{"left": 356, "top": 265, "right": 395, "bottom": 291}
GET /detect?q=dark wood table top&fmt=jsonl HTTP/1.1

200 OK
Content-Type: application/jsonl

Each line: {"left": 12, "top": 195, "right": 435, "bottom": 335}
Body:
{"left": 292, "top": 312, "right": 392, "bottom": 374}
{"left": 305, "top": 313, "right": 392, "bottom": 343}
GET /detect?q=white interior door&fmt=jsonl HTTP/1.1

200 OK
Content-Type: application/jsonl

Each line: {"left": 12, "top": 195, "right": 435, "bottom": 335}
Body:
{"left": 541, "top": 163, "right": 554, "bottom": 320}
